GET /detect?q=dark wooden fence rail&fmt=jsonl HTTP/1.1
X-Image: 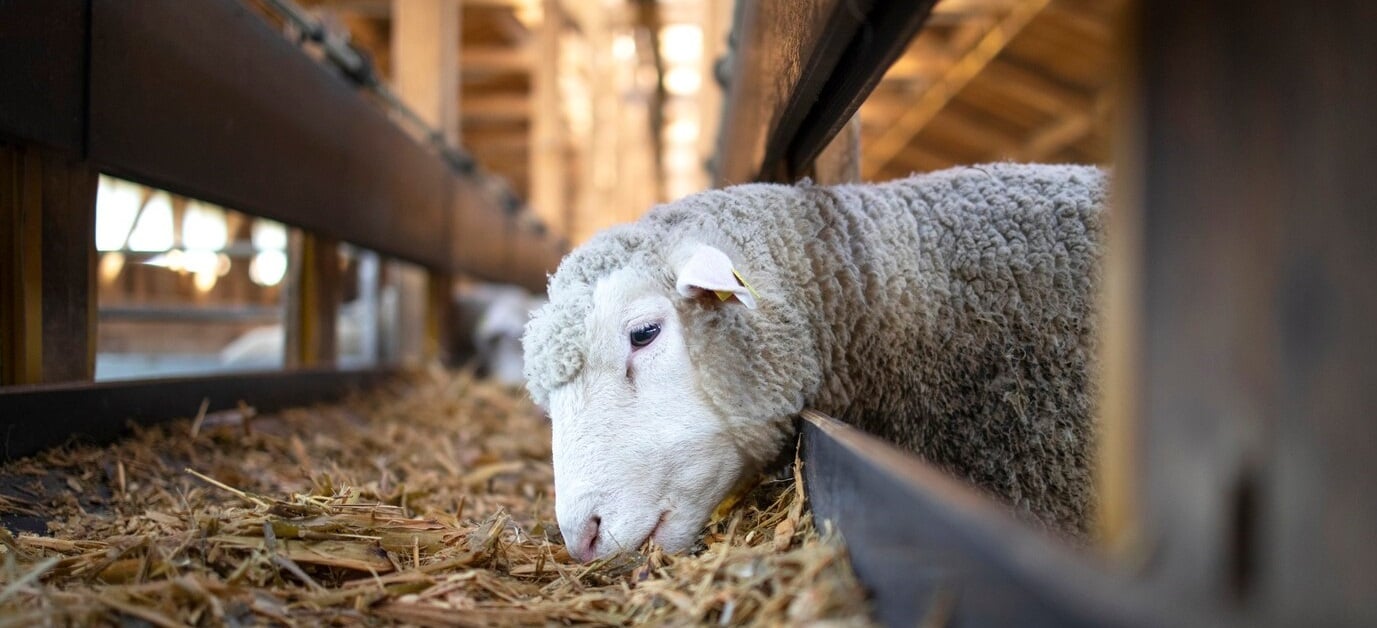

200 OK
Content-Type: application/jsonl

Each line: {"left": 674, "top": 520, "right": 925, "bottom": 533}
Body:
{"left": 2, "top": 0, "right": 564, "bottom": 286}
{"left": 0, "top": 1, "right": 563, "bottom": 453}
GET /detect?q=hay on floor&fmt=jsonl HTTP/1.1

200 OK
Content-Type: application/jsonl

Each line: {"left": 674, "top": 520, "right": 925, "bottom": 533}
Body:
{"left": 0, "top": 369, "right": 871, "bottom": 625}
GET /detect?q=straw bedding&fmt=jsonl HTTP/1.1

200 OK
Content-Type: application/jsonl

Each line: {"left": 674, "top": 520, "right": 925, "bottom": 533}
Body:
{"left": 0, "top": 370, "right": 871, "bottom": 626}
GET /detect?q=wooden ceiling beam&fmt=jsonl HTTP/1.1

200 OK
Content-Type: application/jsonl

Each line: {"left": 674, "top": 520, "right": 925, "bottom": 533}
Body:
{"left": 893, "top": 142, "right": 954, "bottom": 173}
{"left": 978, "top": 60, "right": 1092, "bottom": 117}
{"left": 932, "top": 105, "right": 1025, "bottom": 157}
{"left": 459, "top": 94, "right": 530, "bottom": 122}
{"left": 459, "top": 45, "right": 532, "bottom": 73}
{"left": 1017, "top": 90, "right": 1113, "bottom": 161}
{"left": 862, "top": 0, "right": 1051, "bottom": 180}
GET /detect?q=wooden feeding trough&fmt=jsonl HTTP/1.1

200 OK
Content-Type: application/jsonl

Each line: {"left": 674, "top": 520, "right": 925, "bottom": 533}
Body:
{"left": 4, "top": 1, "right": 1377, "bottom": 626}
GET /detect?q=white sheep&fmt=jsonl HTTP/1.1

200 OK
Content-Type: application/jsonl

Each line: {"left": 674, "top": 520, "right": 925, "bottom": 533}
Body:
{"left": 523, "top": 163, "right": 1107, "bottom": 561}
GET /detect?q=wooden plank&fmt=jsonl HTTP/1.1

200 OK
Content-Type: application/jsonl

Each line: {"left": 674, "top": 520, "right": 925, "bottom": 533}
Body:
{"left": 800, "top": 410, "right": 1163, "bottom": 628}
{"left": 37, "top": 150, "right": 98, "bottom": 382}
{"left": 460, "top": 95, "right": 533, "bottom": 123}
{"left": 1017, "top": 92, "right": 1111, "bottom": 161}
{"left": 0, "top": 145, "right": 97, "bottom": 385}
{"left": 776, "top": 0, "right": 938, "bottom": 180}
{"left": 716, "top": 0, "right": 936, "bottom": 184}
{"left": 0, "top": 0, "right": 88, "bottom": 152}
{"left": 392, "top": 0, "right": 461, "bottom": 143}
{"left": 0, "top": 369, "right": 394, "bottom": 461}
{"left": 87, "top": 0, "right": 451, "bottom": 272}
{"left": 424, "top": 272, "right": 454, "bottom": 365}
{"left": 979, "top": 61, "right": 1094, "bottom": 118}
{"left": 82, "top": 0, "right": 563, "bottom": 289}
{"left": 528, "top": 0, "right": 566, "bottom": 237}
{"left": 862, "top": 0, "right": 1050, "bottom": 180}
{"left": 1127, "top": 1, "right": 1377, "bottom": 623}
{"left": 285, "top": 232, "right": 342, "bottom": 368}
{"left": 808, "top": 116, "right": 861, "bottom": 185}
{"left": 460, "top": 46, "right": 533, "bottom": 74}
{"left": 0, "top": 146, "right": 44, "bottom": 385}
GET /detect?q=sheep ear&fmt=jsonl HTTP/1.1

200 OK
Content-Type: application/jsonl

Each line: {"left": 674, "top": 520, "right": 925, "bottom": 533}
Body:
{"left": 675, "top": 245, "right": 759, "bottom": 309}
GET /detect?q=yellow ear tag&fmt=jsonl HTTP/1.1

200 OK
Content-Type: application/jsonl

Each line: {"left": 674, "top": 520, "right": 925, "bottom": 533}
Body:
{"left": 713, "top": 268, "right": 762, "bottom": 303}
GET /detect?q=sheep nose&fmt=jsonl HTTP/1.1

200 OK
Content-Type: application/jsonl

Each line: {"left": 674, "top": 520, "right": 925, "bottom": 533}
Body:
{"left": 568, "top": 514, "right": 601, "bottom": 562}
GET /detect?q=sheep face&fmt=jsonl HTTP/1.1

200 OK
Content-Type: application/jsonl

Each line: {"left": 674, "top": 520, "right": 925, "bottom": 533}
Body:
{"left": 546, "top": 244, "right": 769, "bottom": 562}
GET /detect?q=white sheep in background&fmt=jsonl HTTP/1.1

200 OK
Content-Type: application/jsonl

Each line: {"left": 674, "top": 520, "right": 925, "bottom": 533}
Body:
{"left": 453, "top": 284, "right": 546, "bottom": 386}
{"left": 523, "top": 164, "right": 1107, "bottom": 561}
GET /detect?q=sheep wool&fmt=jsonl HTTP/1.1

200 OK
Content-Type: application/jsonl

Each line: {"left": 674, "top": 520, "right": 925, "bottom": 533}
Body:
{"left": 524, "top": 163, "right": 1107, "bottom": 535}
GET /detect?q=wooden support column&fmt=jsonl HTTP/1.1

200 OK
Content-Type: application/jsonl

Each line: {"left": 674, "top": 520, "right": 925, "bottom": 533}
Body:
{"left": 286, "top": 232, "right": 341, "bottom": 368}
{"left": 1113, "top": 1, "right": 1377, "bottom": 623}
{"left": 0, "top": 146, "right": 44, "bottom": 385}
{"left": 861, "top": 0, "right": 1049, "bottom": 179}
{"left": 1, "top": 144, "right": 97, "bottom": 385}
{"left": 529, "top": 0, "right": 567, "bottom": 237}
{"left": 423, "top": 271, "right": 453, "bottom": 365}
{"left": 809, "top": 115, "right": 861, "bottom": 185}
{"left": 393, "top": 0, "right": 460, "bottom": 364}
{"left": 392, "top": 0, "right": 461, "bottom": 144}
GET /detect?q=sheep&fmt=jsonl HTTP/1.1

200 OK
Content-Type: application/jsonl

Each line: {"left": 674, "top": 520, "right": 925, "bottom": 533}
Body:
{"left": 451, "top": 284, "right": 547, "bottom": 386}
{"left": 523, "top": 163, "right": 1107, "bottom": 561}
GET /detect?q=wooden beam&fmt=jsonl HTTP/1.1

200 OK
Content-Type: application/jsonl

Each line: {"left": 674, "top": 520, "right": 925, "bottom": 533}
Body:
{"left": 467, "top": 132, "right": 532, "bottom": 154}
{"left": 285, "top": 232, "right": 341, "bottom": 368}
{"left": 0, "top": 145, "right": 97, "bottom": 386}
{"left": 1124, "top": 1, "right": 1377, "bottom": 622}
{"left": 862, "top": 0, "right": 1050, "bottom": 180}
{"left": 460, "top": 95, "right": 532, "bottom": 122}
{"left": 801, "top": 410, "right": 1165, "bottom": 627}
{"left": 980, "top": 60, "right": 1094, "bottom": 117}
{"left": 0, "top": 146, "right": 44, "bottom": 385}
{"left": 1016, "top": 92, "right": 1112, "bottom": 162}
{"left": 85, "top": 1, "right": 468, "bottom": 274}
{"left": 392, "top": 0, "right": 461, "bottom": 143}
{"left": 529, "top": 0, "right": 567, "bottom": 237}
{"left": 892, "top": 142, "right": 955, "bottom": 174}
{"left": 810, "top": 116, "right": 861, "bottom": 184}
{"left": 930, "top": 104, "right": 1025, "bottom": 158}
{"left": 423, "top": 271, "right": 454, "bottom": 365}
{"left": 38, "top": 150, "right": 98, "bottom": 383}
{"left": 460, "top": 46, "right": 532, "bottom": 74}
{"left": 716, "top": 0, "right": 938, "bottom": 184}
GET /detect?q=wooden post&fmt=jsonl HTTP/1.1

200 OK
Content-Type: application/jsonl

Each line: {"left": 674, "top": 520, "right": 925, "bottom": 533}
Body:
{"left": 0, "top": 144, "right": 97, "bottom": 385}
{"left": 285, "top": 231, "right": 341, "bottom": 368}
{"left": 392, "top": 0, "right": 461, "bottom": 144}
{"left": 423, "top": 271, "right": 453, "bottom": 366}
{"left": 809, "top": 115, "right": 860, "bottom": 185}
{"left": 530, "top": 0, "right": 567, "bottom": 237}
{"left": 393, "top": 0, "right": 460, "bottom": 364}
{"left": 0, "top": 145, "right": 44, "bottom": 385}
{"left": 1119, "top": 1, "right": 1377, "bottom": 622}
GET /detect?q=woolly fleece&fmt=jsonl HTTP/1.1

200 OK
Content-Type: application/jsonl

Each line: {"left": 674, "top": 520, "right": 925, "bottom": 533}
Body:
{"left": 524, "top": 163, "right": 1107, "bottom": 535}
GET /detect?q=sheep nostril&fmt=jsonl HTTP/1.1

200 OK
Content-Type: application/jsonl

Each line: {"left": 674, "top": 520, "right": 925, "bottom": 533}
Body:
{"left": 574, "top": 515, "right": 601, "bottom": 562}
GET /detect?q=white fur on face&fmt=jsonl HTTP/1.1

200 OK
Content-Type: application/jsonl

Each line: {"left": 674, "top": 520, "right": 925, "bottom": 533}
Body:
{"left": 549, "top": 269, "right": 745, "bottom": 561}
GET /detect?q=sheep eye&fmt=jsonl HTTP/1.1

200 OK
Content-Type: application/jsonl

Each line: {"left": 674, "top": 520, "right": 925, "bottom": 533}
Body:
{"left": 629, "top": 323, "right": 661, "bottom": 348}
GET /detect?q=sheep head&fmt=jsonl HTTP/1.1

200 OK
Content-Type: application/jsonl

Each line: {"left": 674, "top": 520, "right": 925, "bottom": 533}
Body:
{"left": 524, "top": 236, "right": 804, "bottom": 562}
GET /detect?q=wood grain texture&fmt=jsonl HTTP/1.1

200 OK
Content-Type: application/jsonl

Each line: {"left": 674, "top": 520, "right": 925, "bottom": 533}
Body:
{"left": 1131, "top": 1, "right": 1377, "bottom": 623}
{"left": 800, "top": 410, "right": 1162, "bottom": 628}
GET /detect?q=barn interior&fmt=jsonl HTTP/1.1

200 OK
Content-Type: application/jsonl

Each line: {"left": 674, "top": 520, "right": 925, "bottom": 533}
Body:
{"left": 3, "top": 1, "right": 1375, "bottom": 626}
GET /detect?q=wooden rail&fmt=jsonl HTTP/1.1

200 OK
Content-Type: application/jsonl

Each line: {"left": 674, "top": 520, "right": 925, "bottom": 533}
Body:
{"left": 801, "top": 411, "right": 1164, "bottom": 628}
{"left": 714, "top": 0, "right": 936, "bottom": 184}
{"left": 1, "top": 0, "right": 563, "bottom": 287}
{"left": 0, "top": 1, "right": 559, "bottom": 440}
